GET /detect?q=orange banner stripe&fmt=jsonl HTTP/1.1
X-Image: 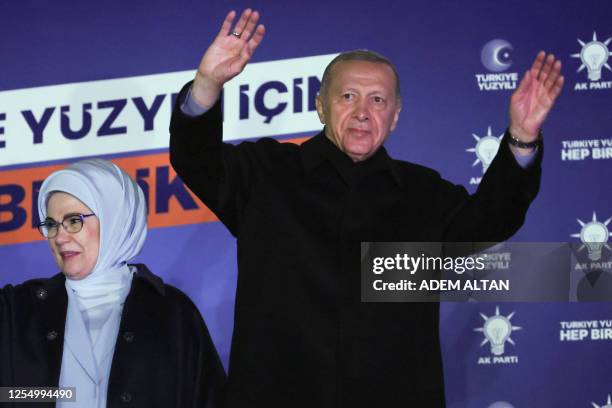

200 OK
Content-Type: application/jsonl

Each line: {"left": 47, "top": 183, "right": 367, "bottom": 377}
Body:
{"left": 0, "top": 136, "right": 310, "bottom": 246}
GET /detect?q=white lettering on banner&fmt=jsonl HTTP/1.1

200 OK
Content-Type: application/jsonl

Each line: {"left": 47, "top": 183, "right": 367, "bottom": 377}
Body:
{"left": 222, "top": 53, "right": 337, "bottom": 141}
{"left": 475, "top": 73, "right": 518, "bottom": 91}
{"left": 0, "top": 70, "right": 194, "bottom": 167}
{"left": 477, "top": 355, "right": 519, "bottom": 365}
{"left": 559, "top": 320, "right": 612, "bottom": 342}
{"left": 574, "top": 81, "right": 612, "bottom": 90}
{"left": 560, "top": 138, "right": 612, "bottom": 161}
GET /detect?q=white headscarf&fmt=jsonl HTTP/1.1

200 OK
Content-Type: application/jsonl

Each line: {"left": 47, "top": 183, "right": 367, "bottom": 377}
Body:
{"left": 38, "top": 158, "right": 147, "bottom": 289}
{"left": 38, "top": 158, "right": 147, "bottom": 408}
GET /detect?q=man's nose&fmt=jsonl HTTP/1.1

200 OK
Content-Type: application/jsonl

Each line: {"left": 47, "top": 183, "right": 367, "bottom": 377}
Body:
{"left": 353, "top": 100, "right": 370, "bottom": 121}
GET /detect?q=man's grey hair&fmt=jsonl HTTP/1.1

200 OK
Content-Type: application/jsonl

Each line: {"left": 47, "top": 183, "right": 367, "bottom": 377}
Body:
{"left": 319, "top": 49, "right": 402, "bottom": 103}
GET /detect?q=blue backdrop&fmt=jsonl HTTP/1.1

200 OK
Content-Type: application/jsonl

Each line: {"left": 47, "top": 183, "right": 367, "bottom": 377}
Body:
{"left": 1, "top": 1, "right": 611, "bottom": 407}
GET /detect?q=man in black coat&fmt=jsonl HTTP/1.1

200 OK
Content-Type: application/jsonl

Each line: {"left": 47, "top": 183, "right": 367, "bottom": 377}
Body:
{"left": 169, "top": 8, "right": 564, "bottom": 408}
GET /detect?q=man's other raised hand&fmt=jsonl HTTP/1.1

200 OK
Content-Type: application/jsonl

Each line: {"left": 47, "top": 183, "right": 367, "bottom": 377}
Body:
{"left": 509, "top": 51, "right": 564, "bottom": 148}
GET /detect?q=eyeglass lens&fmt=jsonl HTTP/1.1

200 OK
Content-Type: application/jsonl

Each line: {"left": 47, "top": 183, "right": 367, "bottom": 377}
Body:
{"left": 39, "top": 214, "right": 86, "bottom": 238}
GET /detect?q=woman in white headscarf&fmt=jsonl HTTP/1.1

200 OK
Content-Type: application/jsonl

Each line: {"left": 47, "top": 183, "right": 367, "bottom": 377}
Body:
{"left": 0, "top": 159, "right": 225, "bottom": 407}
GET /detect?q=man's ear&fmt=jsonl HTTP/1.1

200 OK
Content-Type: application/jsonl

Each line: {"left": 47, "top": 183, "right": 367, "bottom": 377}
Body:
{"left": 315, "top": 95, "right": 326, "bottom": 124}
{"left": 390, "top": 103, "right": 401, "bottom": 132}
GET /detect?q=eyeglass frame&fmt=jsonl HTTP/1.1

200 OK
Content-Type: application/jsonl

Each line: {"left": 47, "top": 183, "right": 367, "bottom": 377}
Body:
{"left": 37, "top": 213, "right": 96, "bottom": 239}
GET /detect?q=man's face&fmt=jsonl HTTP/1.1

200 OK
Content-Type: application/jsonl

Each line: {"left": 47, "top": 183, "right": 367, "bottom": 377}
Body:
{"left": 316, "top": 60, "right": 401, "bottom": 162}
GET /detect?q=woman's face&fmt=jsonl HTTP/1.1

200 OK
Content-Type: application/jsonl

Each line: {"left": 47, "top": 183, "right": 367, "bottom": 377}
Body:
{"left": 46, "top": 192, "right": 100, "bottom": 280}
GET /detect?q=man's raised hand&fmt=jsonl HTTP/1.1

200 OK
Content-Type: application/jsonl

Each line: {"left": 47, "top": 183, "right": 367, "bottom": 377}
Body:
{"left": 192, "top": 9, "right": 265, "bottom": 108}
{"left": 509, "top": 51, "right": 564, "bottom": 146}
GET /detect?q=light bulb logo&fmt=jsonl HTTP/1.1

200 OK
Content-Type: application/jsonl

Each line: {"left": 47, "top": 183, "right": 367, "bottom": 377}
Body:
{"left": 592, "top": 394, "right": 612, "bottom": 408}
{"left": 571, "top": 31, "right": 612, "bottom": 81}
{"left": 466, "top": 126, "right": 504, "bottom": 173}
{"left": 571, "top": 212, "right": 612, "bottom": 261}
{"left": 474, "top": 306, "right": 521, "bottom": 356}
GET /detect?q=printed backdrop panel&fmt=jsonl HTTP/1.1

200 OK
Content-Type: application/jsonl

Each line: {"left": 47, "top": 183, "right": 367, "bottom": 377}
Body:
{"left": 1, "top": 1, "right": 611, "bottom": 406}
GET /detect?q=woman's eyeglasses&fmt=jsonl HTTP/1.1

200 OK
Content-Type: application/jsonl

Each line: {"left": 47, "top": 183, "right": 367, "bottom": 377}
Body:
{"left": 38, "top": 213, "right": 96, "bottom": 239}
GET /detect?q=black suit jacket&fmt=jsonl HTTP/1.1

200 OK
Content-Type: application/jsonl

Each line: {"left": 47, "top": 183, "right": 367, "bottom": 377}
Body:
{"left": 0, "top": 264, "right": 226, "bottom": 407}
{"left": 169, "top": 82, "right": 542, "bottom": 407}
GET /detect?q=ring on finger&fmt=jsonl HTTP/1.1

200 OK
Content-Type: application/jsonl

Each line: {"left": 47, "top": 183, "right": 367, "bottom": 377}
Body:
{"left": 231, "top": 31, "right": 242, "bottom": 38}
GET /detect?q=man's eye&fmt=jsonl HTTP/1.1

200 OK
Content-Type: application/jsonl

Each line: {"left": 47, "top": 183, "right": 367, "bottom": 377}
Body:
{"left": 342, "top": 93, "right": 354, "bottom": 100}
{"left": 373, "top": 96, "right": 384, "bottom": 103}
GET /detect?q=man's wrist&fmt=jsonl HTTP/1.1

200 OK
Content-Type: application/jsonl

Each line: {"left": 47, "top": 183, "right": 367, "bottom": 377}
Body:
{"left": 191, "top": 74, "right": 222, "bottom": 109}
{"left": 507, "top": 128, "right": 542, "bottom": 150}
{"left": 181, "top": 87, "right": 210, "bottom": 117}
{"left": 509, "top": 143, "right": 537, "bottom": 159}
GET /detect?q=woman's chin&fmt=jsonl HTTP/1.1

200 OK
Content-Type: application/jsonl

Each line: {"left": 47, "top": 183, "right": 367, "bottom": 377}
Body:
{"left": 62, "top": 269, "right": 91, "bottom": 281}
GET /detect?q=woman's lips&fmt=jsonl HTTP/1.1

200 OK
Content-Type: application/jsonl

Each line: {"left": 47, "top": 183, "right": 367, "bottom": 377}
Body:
{"left": 60, "top": 251, "right": 79, "bottom": 260}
